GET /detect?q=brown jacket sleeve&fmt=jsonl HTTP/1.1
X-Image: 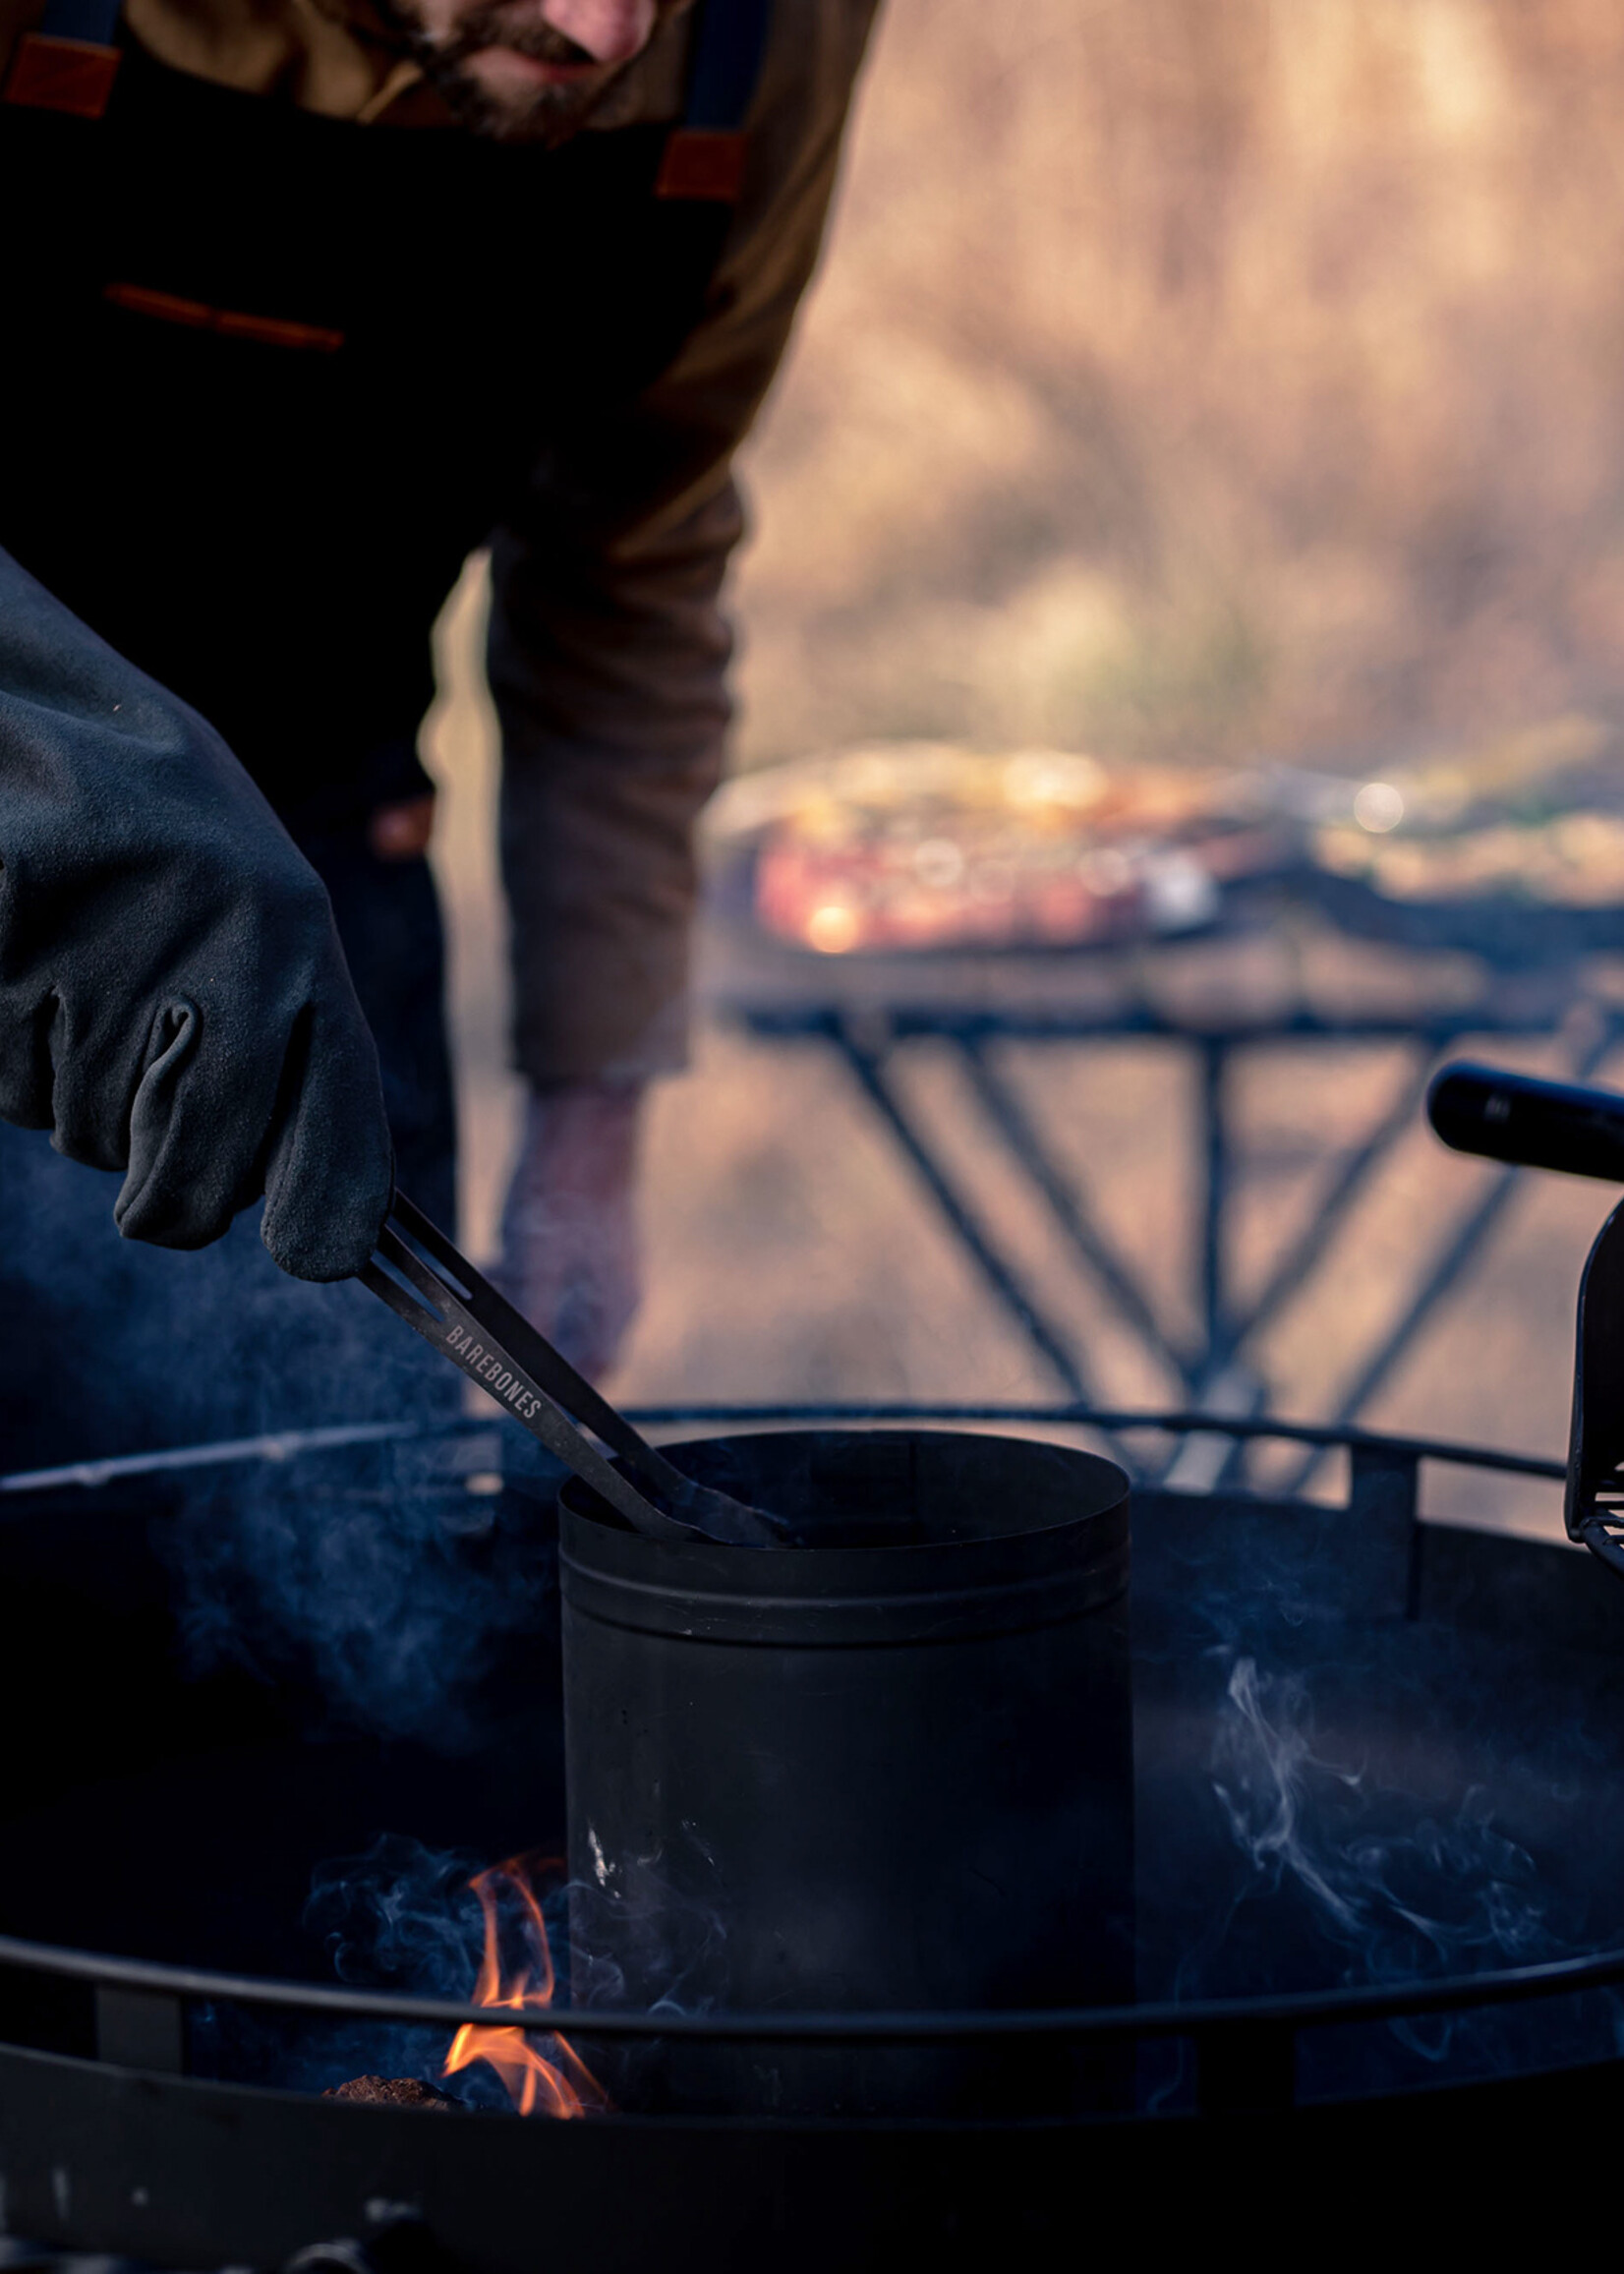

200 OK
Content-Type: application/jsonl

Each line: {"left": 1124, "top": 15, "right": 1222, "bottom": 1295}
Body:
{"left": 489, "top": 0, "right": 881, "bottom": 1087}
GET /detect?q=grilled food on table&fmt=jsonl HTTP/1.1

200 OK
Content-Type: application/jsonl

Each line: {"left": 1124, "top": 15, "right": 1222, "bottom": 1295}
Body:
{"left": 1315, "top": 809, "right": 1624, "bottom": 906}
{"left": 707, "top": 744, "right": 1289, "bottom": 955}
{"left": 707, "top": 718, "right": 1624, "bottom": 957}
{"left": 1310, "top": 715, "right": 1624, "bottom": 908}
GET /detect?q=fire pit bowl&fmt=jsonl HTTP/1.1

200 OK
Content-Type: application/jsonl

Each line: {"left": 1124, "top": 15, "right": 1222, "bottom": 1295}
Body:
{"left": 4, "top": 1409, "right": 1624, "bottom": 2268}
{"left": 557, "top": 1429, "right": 1133, "bottom": 2118}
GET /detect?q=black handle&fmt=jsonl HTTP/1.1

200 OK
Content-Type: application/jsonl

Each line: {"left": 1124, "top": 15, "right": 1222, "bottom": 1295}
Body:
{"left": 1426, "top": 1062, "right": 1624, "bottom": 1183}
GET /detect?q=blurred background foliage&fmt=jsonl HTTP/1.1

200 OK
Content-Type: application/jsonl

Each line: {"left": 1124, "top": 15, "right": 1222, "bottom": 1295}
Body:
{"left": 733, "top": 0, "right": 1624, "bottom": 768}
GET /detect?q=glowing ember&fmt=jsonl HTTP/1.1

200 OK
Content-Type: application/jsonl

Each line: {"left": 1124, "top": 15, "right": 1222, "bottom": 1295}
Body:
{"left": 441, "top": 1855, "right": 607, "bottom": 2118}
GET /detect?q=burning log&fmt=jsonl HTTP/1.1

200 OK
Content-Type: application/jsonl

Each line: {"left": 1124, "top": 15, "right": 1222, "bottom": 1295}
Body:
{"left": 322, "top": 2075, "right": 461, "bottom": 2111}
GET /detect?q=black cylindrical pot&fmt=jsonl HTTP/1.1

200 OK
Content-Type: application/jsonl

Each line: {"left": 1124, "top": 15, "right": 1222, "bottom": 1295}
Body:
{"left": 559, "top": 1429, "right": 1133, "bottom": 2119}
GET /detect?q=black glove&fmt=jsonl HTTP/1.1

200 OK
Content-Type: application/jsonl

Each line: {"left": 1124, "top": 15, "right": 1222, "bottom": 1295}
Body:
{"left": 0, "top": 550, "right": 392, "bottom": 1280}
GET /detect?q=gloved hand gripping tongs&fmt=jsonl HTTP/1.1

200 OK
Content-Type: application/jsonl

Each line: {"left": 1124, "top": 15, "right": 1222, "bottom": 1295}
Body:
{"left": 1429, "top": 1061, "right": 1624, "bottom": 1580}
{"left": 362, "top": 1193, "right": 786, "bottom": 1547}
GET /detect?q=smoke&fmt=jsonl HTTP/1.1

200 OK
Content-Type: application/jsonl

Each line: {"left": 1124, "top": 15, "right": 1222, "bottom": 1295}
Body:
{"left": 201, "top": 1837, "right": 600, "bottom": 2110}
{"left": 159, "top": 1434, "right": 555, "bottom": 1748}
{"left": 1143, "top": 1642, "right": 1624, "bottom": 2105}
{"left": 308, "top": 1833, "right": 495, "bottom": 1997}
{"left": 187, "top": 1824, "right": 737, "bottom": 2107}
{"left": 194, "top": 1836, "right": 524, "bottom": 2106}
{"left": 197, "top": 1833, "right": 727, "bottom": 2110}
{"left": 1211, "top": 1654, "right": 1556, "bottom": 2042}
{"left": 564, "top": 1818, "right": 732, "bottom": 2019}
{"left": 305, "top": 1827, "right": 728, "bottom": 2022}
{"left": 0, "top": 1119, "right": 566, "bottom": 1740}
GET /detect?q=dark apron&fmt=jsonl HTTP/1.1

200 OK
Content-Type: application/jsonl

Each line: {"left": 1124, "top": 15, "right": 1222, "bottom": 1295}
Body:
{"left": 0, "top": 0, "right": 768, "bottom": 1459}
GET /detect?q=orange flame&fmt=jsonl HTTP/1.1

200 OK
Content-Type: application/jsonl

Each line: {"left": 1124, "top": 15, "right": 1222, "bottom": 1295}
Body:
{"left": 441, "top": 1855, "right": 607, "bottom": 2118}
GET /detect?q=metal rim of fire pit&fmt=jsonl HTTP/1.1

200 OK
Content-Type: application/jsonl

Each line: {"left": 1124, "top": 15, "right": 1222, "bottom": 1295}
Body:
{"left": 0, "top": 1402, "right": 1608, "bottom": 2069}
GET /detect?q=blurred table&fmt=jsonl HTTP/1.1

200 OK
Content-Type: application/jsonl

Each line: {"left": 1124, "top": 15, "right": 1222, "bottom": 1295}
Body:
{"left": 701, "top": 884, "right": 1624, "bottom": 1477}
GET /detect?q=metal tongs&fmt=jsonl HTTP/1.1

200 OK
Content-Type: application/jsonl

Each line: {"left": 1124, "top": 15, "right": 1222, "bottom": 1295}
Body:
{"left": 360, "top": 1193, "right": 787, "bottom": 1548}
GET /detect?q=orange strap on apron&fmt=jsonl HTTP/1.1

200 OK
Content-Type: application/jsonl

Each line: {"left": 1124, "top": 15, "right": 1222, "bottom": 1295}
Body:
{"left": 3, "top": 0, "right": 122, "bottom": 117}
{"left": 662, "top": 0, "right": 773, "bottom": 203}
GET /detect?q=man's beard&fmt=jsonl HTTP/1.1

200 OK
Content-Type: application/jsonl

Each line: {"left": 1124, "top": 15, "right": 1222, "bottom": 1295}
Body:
{"left": 375, "top": 0, "right": 626, "bottom": 143}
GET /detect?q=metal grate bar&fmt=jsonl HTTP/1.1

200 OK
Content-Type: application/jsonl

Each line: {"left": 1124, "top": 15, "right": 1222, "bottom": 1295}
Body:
{"left": 834, "top": 1024, "right": 1092, "bottom": 1401}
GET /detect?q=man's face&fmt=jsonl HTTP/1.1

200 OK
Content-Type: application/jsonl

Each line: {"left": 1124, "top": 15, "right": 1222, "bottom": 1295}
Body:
{"left": 381, "top": 0, "right": 682, "bottom": 141}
